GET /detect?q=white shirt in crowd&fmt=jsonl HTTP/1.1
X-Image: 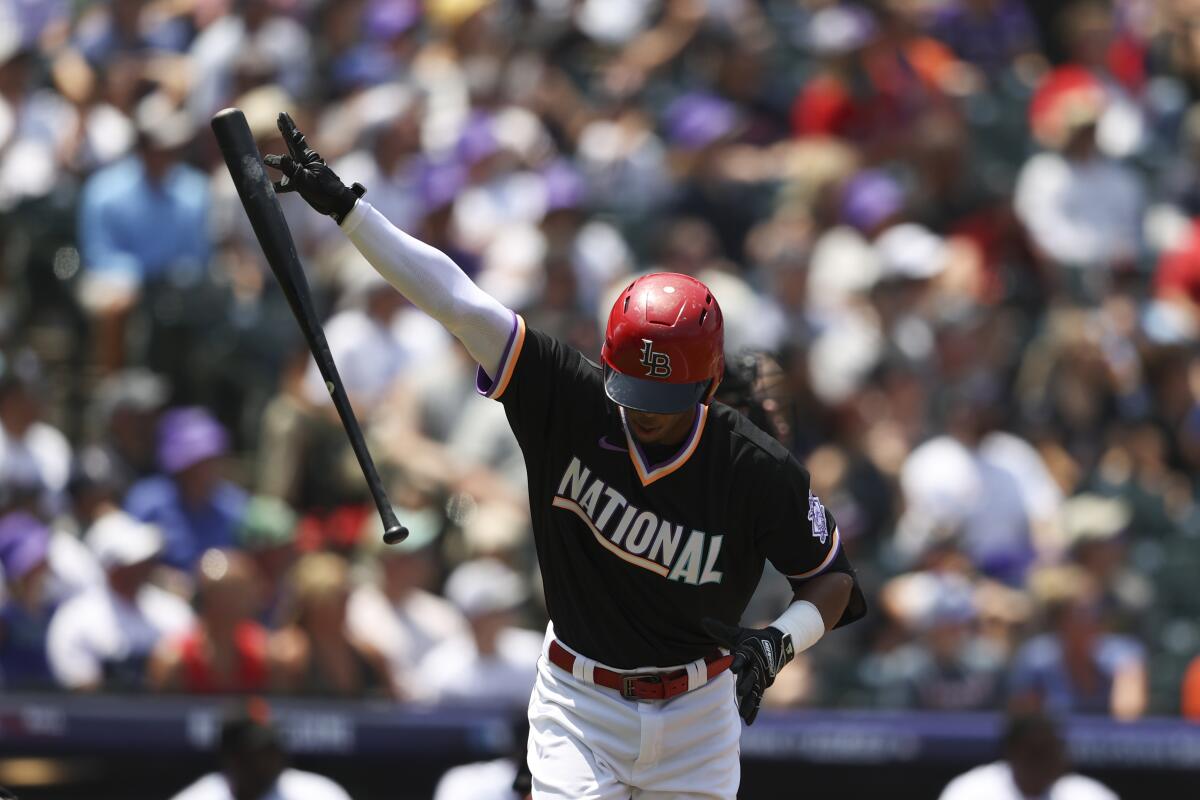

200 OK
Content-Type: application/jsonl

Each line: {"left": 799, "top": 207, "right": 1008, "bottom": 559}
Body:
{"left": 46, "top": 583, "right": 194, "bottom": 688}
{"left": 434, "top": 758, "right": 521, "bottom": 800}
{"left": 939, "top": 762, "right": 1119, "bottom": 800}
{"left": 169, "top": 769, "right": 352, "bottom": 800}
{"left": 413, "top": 627, "right": 542, "bottom": 706}
{"left": 0, "top": 418, "right": 72, "bottom": 511}
{"left": 44, "top": 525, "right": 105, "bottom": 603}
{"left": 897, "top": 435, "right": 1035, "bottom": 569}
{"left": 346, "top": 585, "right": 469, "bottom": 688}
{"left": 1014, "top": 151, "right": 1143, "bottom": 270}
{"left": 301, "top": 306, "right": 449, "bottom": 409}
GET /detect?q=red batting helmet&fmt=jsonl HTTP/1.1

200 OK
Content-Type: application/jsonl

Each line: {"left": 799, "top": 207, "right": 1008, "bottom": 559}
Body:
{"left": 601, "top": 273, "right": 724, "bottom": 414}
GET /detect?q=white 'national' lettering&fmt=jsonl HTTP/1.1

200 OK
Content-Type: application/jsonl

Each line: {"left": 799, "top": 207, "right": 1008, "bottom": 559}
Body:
{"left": 700, "top": 535, "right": 724, "bottom": 585}
{"left": 579, "top": 479, "right": 604, "bottom": 518}
{"left": 557, "top": 457, "right": 590, "bottom": 500}
{"left": 648, "top": 520, "right": 684, "bottom": 565}
{"left": 595, "top": 487, "right": 627, "bottom": 530}
{"left": 553, "top": 458, "right": 725, "bottom": 585}
{"left": 668, "top": 530, "right": 705, "bottom": 584}
{"left": 626, "top": 510, "right": 658, "bottom": 555}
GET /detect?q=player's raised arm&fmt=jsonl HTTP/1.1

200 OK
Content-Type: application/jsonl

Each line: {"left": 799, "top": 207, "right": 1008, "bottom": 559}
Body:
{"left": 263, "top": 113, "right": 514, "bottom": 378}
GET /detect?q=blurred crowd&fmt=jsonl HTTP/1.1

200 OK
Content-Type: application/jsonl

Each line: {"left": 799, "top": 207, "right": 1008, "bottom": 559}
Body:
{"left": 2, "top": 0, "right": 1200, "bottom": 722}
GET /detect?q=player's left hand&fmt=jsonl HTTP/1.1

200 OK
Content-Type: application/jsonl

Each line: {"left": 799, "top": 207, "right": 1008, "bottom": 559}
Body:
{"left": 702, "top": 618, "right": 794, "bottom": 725}
{"left": 263, "top": 112, "right": 365, "bottom": 224}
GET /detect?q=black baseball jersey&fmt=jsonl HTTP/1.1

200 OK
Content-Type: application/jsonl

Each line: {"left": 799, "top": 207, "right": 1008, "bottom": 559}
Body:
{"left": 478, "top": 316, "right": 865, "bottom": 669}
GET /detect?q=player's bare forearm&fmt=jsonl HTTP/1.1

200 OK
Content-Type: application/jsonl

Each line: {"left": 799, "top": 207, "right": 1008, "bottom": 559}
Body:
{"left": 791, "top": 571, "right": 853, "bottom": 632}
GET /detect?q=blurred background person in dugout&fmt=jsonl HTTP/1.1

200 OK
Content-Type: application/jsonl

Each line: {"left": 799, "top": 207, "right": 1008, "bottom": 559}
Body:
{"left": 938, "top": 711, "right": 1117, "bottom": 800}
{"left": 168, "top": 702, "right": 351, "bottom": 800}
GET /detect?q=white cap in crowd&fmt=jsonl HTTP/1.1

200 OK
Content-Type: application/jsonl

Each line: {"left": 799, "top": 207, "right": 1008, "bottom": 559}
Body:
{"left": 86, "top": 511, "right": 164, "bottom": 570}
{"left": 444, "top": 558, "right": 528, "bottom": 618}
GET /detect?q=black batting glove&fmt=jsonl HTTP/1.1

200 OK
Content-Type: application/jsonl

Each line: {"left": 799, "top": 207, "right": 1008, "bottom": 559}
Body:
{"left": 702, "top": 617, "right": 794, "bottom": 725}
{"left": 263, "top": 112, "right": 365, "bottom": 224}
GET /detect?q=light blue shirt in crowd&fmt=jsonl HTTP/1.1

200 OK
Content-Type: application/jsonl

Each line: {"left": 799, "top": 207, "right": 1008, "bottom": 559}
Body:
{"left": 78, "top": 157, "right": 210, "bottom": 285}
{"left": 124, "top": 475, "right": 248, "bottom": 571}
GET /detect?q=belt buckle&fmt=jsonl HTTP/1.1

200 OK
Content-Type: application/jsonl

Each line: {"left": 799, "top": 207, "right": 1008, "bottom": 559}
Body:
{"left": 621, "top": 672, "right": 661, "bottom": 700}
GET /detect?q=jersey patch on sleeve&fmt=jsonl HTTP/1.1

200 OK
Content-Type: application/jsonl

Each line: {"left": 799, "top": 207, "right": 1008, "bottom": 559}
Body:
{"left": 807, "top": 491, "right": 829, "bottom": 545}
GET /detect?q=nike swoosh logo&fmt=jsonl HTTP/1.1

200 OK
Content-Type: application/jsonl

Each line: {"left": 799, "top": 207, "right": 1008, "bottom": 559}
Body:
{"left": 598, "top": 436, "right": 626, "bottom": 452}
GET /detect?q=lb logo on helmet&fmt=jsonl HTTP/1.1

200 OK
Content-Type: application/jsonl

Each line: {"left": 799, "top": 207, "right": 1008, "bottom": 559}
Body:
{"left": 639, "top": 340, "right": 672, "bottom": 378}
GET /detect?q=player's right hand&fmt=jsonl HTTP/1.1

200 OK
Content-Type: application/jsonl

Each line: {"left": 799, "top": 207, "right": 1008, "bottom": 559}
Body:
{"left": 264, "top": 112, "right": 365, "bottom": 224}
{"left": 702, "top": 617, "right": 795, "bottom": 725}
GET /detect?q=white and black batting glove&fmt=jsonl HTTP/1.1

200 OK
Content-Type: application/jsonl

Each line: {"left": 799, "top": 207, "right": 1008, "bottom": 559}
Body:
{"left": 264, "top": 112, "right": 365, "bottom": 224}
{"left": 702, "top": 618, "right": 794, "bottom": 725}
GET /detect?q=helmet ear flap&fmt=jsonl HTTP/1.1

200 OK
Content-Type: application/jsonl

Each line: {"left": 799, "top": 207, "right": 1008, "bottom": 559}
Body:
{"left": 702, "top": 376, "right": 721, "bottom": 405}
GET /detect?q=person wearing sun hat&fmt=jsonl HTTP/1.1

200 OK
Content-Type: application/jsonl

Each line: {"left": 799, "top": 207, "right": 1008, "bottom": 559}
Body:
{"left": 346, "top": 501, "right": 467, "bottom": 697}
{"left": 124, "top": 407, "right": 248, "bottom": 571}
{"left": 45, "top": 510, "right": 193, "bottom": 690}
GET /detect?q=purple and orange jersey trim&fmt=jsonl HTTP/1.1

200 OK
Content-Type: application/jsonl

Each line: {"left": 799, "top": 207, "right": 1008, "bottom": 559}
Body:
{"left": 787, "top": 526, "right": 842, "bottom": 581}
{"left": 477, "top": 313, "right": 527, "bottom": 400}
{"left": 620, "top": 404, "right": 709, "bottom": 487}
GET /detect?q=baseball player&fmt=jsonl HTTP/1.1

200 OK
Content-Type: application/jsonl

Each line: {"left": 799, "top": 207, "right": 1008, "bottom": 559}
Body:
{"left": 266, "top": 114, "right": 866, "bottom": 799}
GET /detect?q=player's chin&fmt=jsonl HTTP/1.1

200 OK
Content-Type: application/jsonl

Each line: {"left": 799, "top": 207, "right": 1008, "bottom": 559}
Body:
{"left": 625, "top": 410, "right": 674, "bottom": 442}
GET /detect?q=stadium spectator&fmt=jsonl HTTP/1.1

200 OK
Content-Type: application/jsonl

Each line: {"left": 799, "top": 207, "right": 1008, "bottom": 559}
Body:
{"left": 895, "top": 401, "right": 1043, "bottom": 585}
{"left": 374, "top": 339, "right": 524, "bottom": 504}
{"left": 236, "top": 496, "right": 299, "bottom": 627}
{"left": 868, "top": 573, "right": 1005, "bottom": 711}
{"left": 1058, "top": 494, "right": 1151, "bottom": 633}
{"left": 125, "top": 407, "right": 248, "bottom": 572}
{"left": 149, "top": 549, "right": 273, "bottom": 695}
{"left": 413, "top": 558, "right": 541, "bottom": 707}
{"left": 46, "top": 511, "right": 192, "bottom": 691}
{"left": 928, "top": 0, "right": 1044, "bottom": 78}
{"left": 77, "top": 93, "right": 210, "bottom": 372}
{"left": 86, "top": 368, "right": 170, "bottom": 494}
{"left": 0, "top": 512, "right": 57, "bottom": 689}
{"left": 0, "top": 40, "right": 73, "bottom": 214}
{"left": 272, "top": 552, "right": 394, "bottom": 698}
{"left": 332, "top": 97, "right": 426, "bottom": 233}
{"left": 938, "top": 711, "right": 1117, "bottom": 800}
{"left": 347, "top": 503, "right": 468, "bottom": 697}
{"left": 1014, "top": 66, "right": 1145, "bottom": 291}
{"left": 1009, "top": 567, "right": 1147, "bottom": 719}
{"left": 0, "top": 350, "right": 71, "bottom": 515}
{"left": 168, "top": 702, "right": 351, "bottom": 800}
{"left": 40, "top": 448, "right": 108, "bottom": 605}
{"left": 1183, "top": 654, "right": 1200, "bottom": 720}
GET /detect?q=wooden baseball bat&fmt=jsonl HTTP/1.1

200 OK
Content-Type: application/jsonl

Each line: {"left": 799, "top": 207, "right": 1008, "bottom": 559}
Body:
{"left": 210, "top": 107, "right": 408, "bottom": 545}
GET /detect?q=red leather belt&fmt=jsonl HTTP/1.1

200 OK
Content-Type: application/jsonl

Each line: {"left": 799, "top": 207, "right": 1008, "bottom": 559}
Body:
{"left": 548, "top": 640, "right": 733, "bottom": 701}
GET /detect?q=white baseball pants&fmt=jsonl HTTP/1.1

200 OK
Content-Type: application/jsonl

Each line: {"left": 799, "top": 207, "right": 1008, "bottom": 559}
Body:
{"left": 527, "top": 625, "right": 741, "bottom": 799}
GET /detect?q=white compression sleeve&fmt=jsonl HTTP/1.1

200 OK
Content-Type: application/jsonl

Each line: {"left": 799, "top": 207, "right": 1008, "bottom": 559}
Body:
{"left": 770, "top": 600, "right": 825, "bottom": 655}
{"left": 340, "top": 200, "right": 514, "bottom": 378}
